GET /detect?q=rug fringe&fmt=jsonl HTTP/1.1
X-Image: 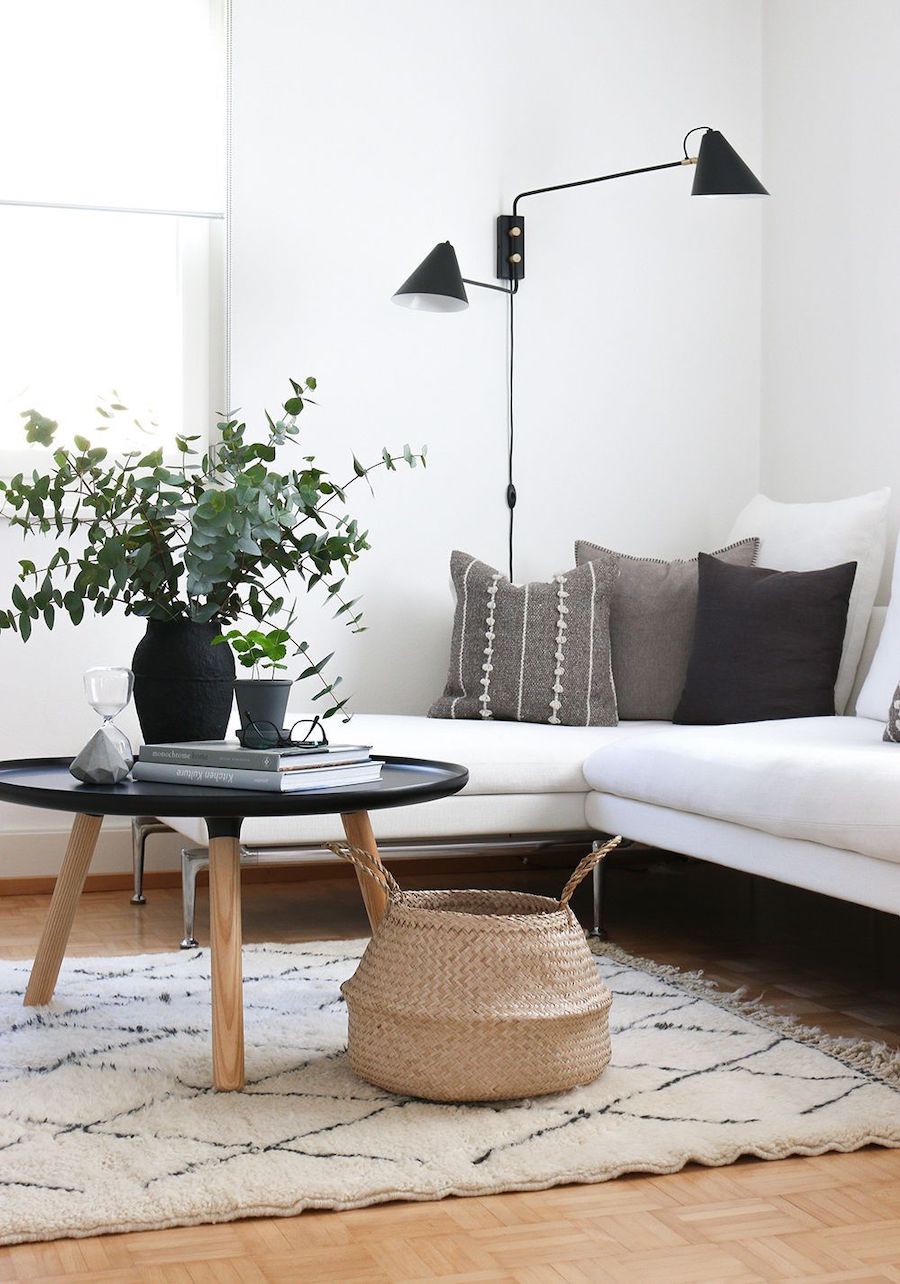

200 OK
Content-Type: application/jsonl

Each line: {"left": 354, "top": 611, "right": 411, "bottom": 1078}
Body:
{"left": 589, "top": 938, "right": 900, "bottom": 1089}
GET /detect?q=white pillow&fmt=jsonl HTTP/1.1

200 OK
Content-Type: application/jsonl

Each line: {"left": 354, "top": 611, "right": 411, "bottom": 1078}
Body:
{"left": 856, "top": 531, "right": 900, "bottom": 720}
{"left": 727, "top": 489, "right": 890, "bottom": 714}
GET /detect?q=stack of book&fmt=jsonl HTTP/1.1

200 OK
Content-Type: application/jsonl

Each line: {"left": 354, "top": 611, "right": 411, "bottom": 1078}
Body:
{"left": 132, "top": 740, "right": 381, "bottom": 792}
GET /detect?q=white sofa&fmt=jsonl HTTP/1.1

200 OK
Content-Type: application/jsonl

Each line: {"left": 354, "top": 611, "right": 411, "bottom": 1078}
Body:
{"left": 151, "top": 606, "right": 900, "bottom": 938}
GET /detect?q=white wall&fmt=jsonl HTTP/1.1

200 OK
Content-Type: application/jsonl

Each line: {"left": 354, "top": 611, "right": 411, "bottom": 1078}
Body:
{"left": 0, "top": 0, "right": 764, "bottom": 874}
{"left": 230, "top": 0, "right": 764, "bottom": 714}
{"left": 761, "top": 0, "right": 900, "bottom": 595}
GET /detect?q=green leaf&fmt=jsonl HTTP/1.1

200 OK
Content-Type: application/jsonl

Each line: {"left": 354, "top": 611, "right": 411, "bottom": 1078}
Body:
{"left": 333, "top": 596, "right": 361, "bottom": 618}
{"left": 74, "top": 434, "right": 91, "bottom": 452}
{"left": 64, "top": 592, "right": 84, "bottom": 624}
{"left": 283, "top": 396, "right": 304, "bottom": 416}
{"left": 297, "top": 651, "right": 334, "bottom": 680}
{"left": 191, "top": 602, "right": 220, "bottom": 624}
{"left": 322, "top": 698, "right": 350, "bottom": 718}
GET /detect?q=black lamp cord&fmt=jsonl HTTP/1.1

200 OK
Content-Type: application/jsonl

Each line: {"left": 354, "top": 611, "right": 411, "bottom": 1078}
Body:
{"left": 463, "top": 274, "right": 517, "bottom": 580}
{"left": 507, "top": 279, "right": 516, "bottom": 581}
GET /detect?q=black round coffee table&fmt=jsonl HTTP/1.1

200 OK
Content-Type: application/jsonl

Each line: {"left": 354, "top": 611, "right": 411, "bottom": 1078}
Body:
{"left": 0, "top": 754, "right": 468, "bottom": 1091}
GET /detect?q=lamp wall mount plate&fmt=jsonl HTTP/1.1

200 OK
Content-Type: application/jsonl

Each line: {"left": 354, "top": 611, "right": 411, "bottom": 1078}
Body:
{"left": 497, "top": 215, "right": 526, "bottom": 281}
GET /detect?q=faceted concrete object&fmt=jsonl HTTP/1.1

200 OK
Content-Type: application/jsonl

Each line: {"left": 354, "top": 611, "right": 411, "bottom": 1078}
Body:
{"left": 69, "top": 727, "right": 133, "bottom": 785}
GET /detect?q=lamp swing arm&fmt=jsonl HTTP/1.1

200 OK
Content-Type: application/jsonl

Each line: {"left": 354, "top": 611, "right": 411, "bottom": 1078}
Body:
{"left": 500, "top": 127, "right": 715, "bottom": 283}
{"left": 508, "top": 126, "right": 710, "bottom": 218}
{"left": 510, "top": 156, "right": 693, "bottom": 219}
{"left": 461, "top": 276, "right": 512, "bottom": 296}
{"left": 498, "top": 158, "right": 689, "bottom": 289}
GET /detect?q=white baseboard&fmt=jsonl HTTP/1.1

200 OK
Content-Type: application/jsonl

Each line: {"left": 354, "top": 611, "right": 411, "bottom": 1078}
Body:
{"left": 0, "top": 822, "right": 185, "bottom": 878}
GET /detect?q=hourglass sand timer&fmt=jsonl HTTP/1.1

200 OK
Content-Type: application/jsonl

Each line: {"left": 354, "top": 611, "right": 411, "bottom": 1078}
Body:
{"left": 69, "top": 667, "right": 135, "bottom": 784}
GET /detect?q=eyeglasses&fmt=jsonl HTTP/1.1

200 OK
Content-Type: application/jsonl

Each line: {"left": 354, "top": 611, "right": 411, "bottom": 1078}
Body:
{"left": 238, "top": 715, "right": 329, "bottom": 751}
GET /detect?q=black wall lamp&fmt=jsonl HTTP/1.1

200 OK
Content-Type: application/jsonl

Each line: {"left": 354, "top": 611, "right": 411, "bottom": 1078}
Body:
{"left": 393, "top": 126, "right": 768, "bottom": 577}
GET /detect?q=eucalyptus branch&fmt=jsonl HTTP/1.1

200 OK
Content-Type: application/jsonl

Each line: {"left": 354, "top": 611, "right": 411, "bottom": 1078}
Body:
{"left": 0, "top": 380, "right": 424, "bottom": 717}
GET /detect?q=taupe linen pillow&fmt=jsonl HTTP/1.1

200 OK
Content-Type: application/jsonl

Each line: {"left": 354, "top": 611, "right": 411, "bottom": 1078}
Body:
{"left": 574, "top": 538, "right": 759, "bottom": 721}
{"left": 429, "top": 550, "right": 618, "bottom": 726}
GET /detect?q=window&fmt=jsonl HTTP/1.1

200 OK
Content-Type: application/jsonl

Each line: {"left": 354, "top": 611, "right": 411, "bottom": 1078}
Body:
{"left": 0, "top": 1, "right": 226, "bottom": 469}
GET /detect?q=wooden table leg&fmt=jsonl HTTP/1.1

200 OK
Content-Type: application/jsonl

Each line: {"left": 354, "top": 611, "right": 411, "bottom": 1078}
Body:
{"left": 208, "top": 830, "right": 245, "bottom": 1091}
{"left": 25, "top": 812, "right": 103, "bottom": 1006}
{"left": 341, "top": 810, "right": 389, "bottom": 931}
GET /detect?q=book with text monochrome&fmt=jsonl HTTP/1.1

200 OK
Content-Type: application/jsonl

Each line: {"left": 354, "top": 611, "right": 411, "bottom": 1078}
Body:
{"left": 138, "top": 740, "right": 372, "bottom": 773}
{"left": 131, "top": 759, "right": 383, "bottom": 793}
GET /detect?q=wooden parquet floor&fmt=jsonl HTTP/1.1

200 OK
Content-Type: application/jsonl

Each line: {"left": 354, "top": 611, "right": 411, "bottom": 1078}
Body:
{"left": 0, "top": 849, "right": 897, "bottom": 1283}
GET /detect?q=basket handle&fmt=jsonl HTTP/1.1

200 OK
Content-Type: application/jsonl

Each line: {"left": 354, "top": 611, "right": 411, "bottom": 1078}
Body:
{"left": 559, "top": 836, "right": 623, "bottom": 909}
{"left": 327, "top": 841, "right": 402, "bottom": 899}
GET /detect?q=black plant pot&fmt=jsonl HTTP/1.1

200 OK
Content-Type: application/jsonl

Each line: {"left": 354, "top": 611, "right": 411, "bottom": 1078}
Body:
{"left": 132, "top": 620, "right": 235, "bottom": 744}
{"left": 233, "top": 679, "right": 293, "bottom": 742}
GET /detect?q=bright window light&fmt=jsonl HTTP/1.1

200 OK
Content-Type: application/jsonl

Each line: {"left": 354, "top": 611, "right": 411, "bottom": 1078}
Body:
{"left": 0, "top": 209, "right": 184, "bottom": 455}
{"left": 0, "top": 1, "right": 225, "bottom": 468}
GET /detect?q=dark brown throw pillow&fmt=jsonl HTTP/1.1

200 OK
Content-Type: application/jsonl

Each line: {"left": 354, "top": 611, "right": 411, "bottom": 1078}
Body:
{"left": 673, "top": 554, "right": 857, "bottom": 725}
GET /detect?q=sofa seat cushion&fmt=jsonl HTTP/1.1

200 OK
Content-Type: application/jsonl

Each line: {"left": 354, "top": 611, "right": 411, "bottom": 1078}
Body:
{"left": 286, "top": 712, "right": 660, "bottom": 796}
{"left": 583, "top": 715, "right": 900, "bottom": 864}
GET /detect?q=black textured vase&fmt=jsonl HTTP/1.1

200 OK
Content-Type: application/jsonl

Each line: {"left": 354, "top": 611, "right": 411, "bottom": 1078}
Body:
{"left": 132, "top": 620, "right": 235, "bottom": 744}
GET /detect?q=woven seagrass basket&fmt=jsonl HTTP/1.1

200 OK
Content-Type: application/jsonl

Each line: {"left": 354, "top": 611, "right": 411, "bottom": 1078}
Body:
{"left": 328, "top": 836, "right": 621, "bottom": 1102}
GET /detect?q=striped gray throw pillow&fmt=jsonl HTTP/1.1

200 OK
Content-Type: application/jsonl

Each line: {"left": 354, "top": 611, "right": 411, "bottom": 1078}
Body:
{"left": 429, "top": 550, "right": 618, "bottom": 726}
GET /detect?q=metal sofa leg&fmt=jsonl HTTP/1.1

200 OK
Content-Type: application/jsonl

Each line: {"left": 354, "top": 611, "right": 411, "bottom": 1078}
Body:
{"left": 588, "top": 839, "right": 608, "bottom": 940}
{"left": 180, "top": 847, "right": 208, "bottom": 949}
{"left": 180, "top": 844, "right": 255, "bottom": 948}
{"left": 131, "top": 817, "right": 173, "bottom": 905}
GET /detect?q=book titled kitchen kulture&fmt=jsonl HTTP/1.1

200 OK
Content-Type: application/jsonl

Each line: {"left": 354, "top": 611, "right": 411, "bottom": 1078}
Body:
{"left": 132, "top": 739, "right": 381, "bottom": 792}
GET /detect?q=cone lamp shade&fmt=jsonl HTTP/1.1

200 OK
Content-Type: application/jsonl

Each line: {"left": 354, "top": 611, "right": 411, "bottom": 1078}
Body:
{"left": 392, "top": 241, "right": 469, "bottom": 312}
{"left": 691, "top": 129, "right": 768, "bottom": 197}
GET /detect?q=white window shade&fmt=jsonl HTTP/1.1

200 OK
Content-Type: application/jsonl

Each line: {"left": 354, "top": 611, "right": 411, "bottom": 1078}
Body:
{"left": 0, "top": 1, "right": 225, "bottom": 214}
{"left": 0, "top": 206, "right": 219, "bottom": 462}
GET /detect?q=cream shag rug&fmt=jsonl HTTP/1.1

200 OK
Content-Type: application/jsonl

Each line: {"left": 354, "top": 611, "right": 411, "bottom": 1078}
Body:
{"left": 0, "top": 940, "right": 897, "bottom": 1245}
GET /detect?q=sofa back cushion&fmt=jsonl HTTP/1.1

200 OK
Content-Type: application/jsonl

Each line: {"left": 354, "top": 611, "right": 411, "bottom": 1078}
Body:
{"left": 727, "top": 489, "right": 890, "bottom": 713}
{"left": 574, "top": 539, "right": 758, "bottom": 721}
{"left": 856, "top": 527, "right": 900, "bottom": 721}
{"left": 429, "top": 551, "right": 618, "bottom": 726}
{"left": 849, "top": 606, "right": 886, "bottom": 715}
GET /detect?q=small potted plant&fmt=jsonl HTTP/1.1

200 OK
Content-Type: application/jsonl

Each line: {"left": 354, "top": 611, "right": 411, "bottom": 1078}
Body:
{"left": 217, "top": 625, "right": 294, "bottom": 742}
{"left": 0, "top": 379, "right": 425, "bottom": 742}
